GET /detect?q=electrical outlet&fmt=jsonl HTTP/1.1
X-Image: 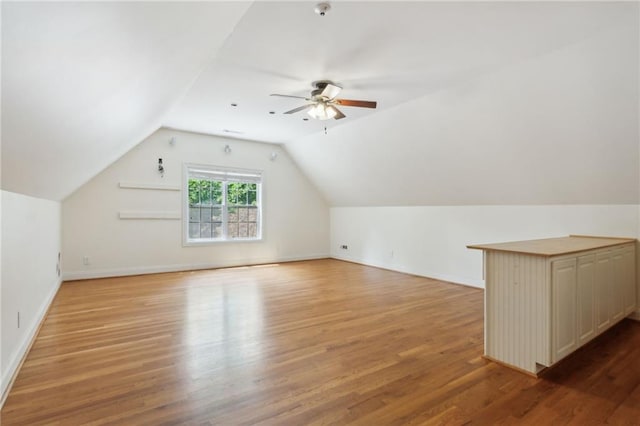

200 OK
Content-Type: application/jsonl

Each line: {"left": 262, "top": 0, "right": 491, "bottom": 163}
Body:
{"left": 340, "top": 245, "right": 348, "bottom": 250}
{"left": 83, "top": 256, "right": 90, "bottom": 266}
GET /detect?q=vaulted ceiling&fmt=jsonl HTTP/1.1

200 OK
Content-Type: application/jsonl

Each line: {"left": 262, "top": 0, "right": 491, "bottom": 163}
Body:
{"left": 1, "top": 2, "right": 251, "bottom": 200}
{"left": 2, "top": 1, "right": 638, "bottom": 203}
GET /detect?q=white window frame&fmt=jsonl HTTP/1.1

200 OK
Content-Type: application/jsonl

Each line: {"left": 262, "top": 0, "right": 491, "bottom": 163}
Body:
{"left": 183, "top": 163, "right": 263, "bottom": 246}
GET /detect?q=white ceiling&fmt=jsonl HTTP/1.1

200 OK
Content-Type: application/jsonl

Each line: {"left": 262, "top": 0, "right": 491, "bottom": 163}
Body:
{"left": 164, "top": 1, "right": 627, "bottom": 143}
{"left": 1, "top": 1, "right": 637, "bottom": 201}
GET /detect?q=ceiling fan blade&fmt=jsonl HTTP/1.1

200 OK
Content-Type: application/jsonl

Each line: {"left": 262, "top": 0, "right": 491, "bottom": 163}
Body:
{"left": 284, "top": 104, "right": 312, "bottom": 114}
{"left": 330, "top": 106, "right": 346, "bottom": 120}
{"left": 335, "top": 99, "right": 377, "bottom": 109}
{"left": 320, "top": 83, "right": 342, "bottom": 100}
{"left": 270, "top": 94, "right": 311, "bottom": 100}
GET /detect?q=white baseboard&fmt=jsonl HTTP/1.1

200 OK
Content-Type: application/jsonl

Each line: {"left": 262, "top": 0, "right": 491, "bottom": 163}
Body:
{"left": 1, "top": 278, "right": 62, "bottom": 407}
{"left": 330, "top": 254, "right": 484, "bottom": 289}
{"left": 421, "top": 271, "right": 484, "bottom": 289}
{"left": 62, "top": 254, "right": 329, "bottom": 281}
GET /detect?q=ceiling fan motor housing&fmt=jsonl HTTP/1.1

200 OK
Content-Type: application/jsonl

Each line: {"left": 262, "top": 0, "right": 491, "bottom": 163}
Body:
{"left": 311, "top": 80, "right": 334, "bottom": 99}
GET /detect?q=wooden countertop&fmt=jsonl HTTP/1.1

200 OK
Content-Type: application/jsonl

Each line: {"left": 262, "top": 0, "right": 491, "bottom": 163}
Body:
{"left": 467, "top": 235, "right": 636, "bottom": 257}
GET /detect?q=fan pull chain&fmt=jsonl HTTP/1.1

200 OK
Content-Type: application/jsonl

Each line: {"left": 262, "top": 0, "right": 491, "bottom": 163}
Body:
{"left": 324, "top": 126, "right": 327, "bottom": 135}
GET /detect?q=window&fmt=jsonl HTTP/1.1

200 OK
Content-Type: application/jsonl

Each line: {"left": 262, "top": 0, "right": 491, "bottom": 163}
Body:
{"left": 184, "top": 164, "right": 262, "bottom": 244}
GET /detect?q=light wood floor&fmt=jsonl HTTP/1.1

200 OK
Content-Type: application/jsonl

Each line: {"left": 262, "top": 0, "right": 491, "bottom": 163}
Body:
{"left": 2, "top": 259, "right": 640, "bottom": 425}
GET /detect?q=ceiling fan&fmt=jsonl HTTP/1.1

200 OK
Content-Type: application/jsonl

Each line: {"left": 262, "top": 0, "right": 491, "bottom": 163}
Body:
{"left": 270, "top": 80, "right": 377, "bottom": 121}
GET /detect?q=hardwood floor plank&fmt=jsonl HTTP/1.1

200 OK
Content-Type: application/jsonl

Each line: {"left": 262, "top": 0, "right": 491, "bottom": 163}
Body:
{"left": 2, "top": 259, "right": 639, "bottom": 425}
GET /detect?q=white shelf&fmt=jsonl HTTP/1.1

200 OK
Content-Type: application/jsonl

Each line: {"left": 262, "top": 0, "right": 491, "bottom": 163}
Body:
{"left": 119, "top": 211, "right": 181, "bottom": 220}
{"left": 119, "top": 182, "right": 180, "bottom": 191}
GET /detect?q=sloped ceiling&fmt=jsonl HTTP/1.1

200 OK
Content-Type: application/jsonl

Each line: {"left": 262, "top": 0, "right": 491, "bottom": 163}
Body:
{"left": 1, "top": 2, "right": 251, "bottom": 200}
{"left": 2, "top": 1, "right": 638, "bottom": 204}
{"left": 285, "top": 5, "right": 639, "bottom": 206}
{"left": 164, "top": 1, "right": 631, "bottom": 143}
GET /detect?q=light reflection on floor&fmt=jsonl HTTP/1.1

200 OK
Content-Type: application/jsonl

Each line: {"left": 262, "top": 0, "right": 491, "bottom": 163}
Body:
{"left": 185, "top": 272, "right": 266, "bottom": 380}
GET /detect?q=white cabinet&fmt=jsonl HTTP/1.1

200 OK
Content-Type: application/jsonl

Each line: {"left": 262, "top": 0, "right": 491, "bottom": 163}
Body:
{"left": 552, "top": 258, "right": 578, "bottom": 362}
{"left": 576, "top": 254, "right": 595, "bottom": 346}
{"left": 551, "top": 245, "right": 635, "bottom": 364}
{"left": 468, "top": 236, "right": 636, "bottom": 375}
{"left": 622, "top": 247, "right": 636, "bottom": 315}
{"left": 595, "top": 252, "right": 612, "bottom": 333}
{"left": 611, "top": 249, "right": 626, "bottom": 322}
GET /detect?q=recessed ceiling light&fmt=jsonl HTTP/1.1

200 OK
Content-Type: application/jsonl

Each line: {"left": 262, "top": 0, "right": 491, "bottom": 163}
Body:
{"left": 230, "top": 103, "right": 238, "bottom": 107}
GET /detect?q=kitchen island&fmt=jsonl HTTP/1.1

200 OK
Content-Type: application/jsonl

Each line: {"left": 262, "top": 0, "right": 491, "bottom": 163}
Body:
{"left": 468, "top": 235, "right": 636, "bottom": 375}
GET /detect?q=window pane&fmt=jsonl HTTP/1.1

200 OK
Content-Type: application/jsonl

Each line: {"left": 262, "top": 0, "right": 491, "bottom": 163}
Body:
{"left": 199, "top": 181, "right": 212, "bottom": 205}
{"left": 189, "top": 223, "right": 200, "bottom": 238}
{"left": 228, "top": 207, "right": 238, "bottom": 222}
{"left": 238, "top": 183, "right": 248, "bottom": 205}
{"left": 201, "top": 207, "right": 212, "bottom": 223}
{"left": 227, "top": 182, "right": 239, "bottom": 204}
{"left": 228, "top": 222, "right": 238, "bottom": 238}
{"left": 212, "top": 207, "right": 222, "bottom": 221}
{"left": 238, "top": 223, "right": 248, "bottom": 238}
{"left": 248, "top": 207, "right": 257, "bottom": 222}
{"left": 189, "top": 207, "right": 200, "bottom": 222}
{"left": 200, "top": 222, "right": 212, "bottom": 239}
{"left": 238, "top": 207, "right": 248, "bottom": 222}
{"left": 212, "top": 222, "right": 223, "bottom": 238}
{"left": 248, "top": 190, "right": 257, "bottom": 205}
{"left": 248, "top": 222, "right": 257, "bottom": 238}
{"left": 212, "top": 181, "right": 223, "bottom": 205}
{"left": 188, "top": 179, "right": 200, "bottom": 206}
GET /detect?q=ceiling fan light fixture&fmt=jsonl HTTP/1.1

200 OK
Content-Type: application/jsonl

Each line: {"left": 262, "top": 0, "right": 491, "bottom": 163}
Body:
{"left": 326, "top": 105, "right": 338, "bottom": 119}
{"left": 273, "top": 80, "right": 376, "bottom": 121}
{"left": 306, "top": 106, "right": 319, "bottom": 119}
{"left": 308, "top": 102, "right": 336, "bottom": 120}
{"left": 307, "top": 104, "right": 321, "bottom": 119}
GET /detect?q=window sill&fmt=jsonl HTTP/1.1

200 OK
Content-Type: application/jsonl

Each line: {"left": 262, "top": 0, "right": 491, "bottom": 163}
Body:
{"left": 183, "top": 237, "right": 263, "bottom": 247}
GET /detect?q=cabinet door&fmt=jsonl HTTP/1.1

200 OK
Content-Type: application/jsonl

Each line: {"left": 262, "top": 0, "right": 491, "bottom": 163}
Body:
{"left": 595, "top": 252, "right": 612, "bottom": 333}
{"left": 623, "top": 246, "right": 637, "bottom": 315}
{"left": 611, "top": 249, "right": 625, "bottom": 322}
{"left": 552, "top": 258, "right": 578, "bottom": 363}
{"left": 577, "top": 254, "right": 596, "bottom": 345}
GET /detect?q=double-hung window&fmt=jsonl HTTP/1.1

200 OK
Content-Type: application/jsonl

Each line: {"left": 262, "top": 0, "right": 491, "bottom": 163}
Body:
{"left": 184, "top": 164, "right": 262, "bottom": 244}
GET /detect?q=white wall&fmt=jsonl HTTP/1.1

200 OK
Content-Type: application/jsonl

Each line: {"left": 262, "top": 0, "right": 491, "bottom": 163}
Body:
{"left": 331, "top": 205, "right": 638, "bottom": 288}
{"left": 62, "top": 128, "right": 329, "bottom": 280}
{"left": 1, "top": 190, "right": 61, "bottom": 399}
